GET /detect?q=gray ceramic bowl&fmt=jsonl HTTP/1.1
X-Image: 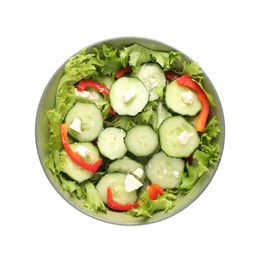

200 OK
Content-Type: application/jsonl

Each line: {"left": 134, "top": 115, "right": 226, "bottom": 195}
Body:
{"left": 35, "top": 37, "right": 225, "bottom": 225}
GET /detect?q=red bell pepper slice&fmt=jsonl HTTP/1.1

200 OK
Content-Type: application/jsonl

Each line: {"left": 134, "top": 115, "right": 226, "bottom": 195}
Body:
{"left": 107, "top": 106, "right": 116, "bottom": 116}
{"left": 60, "top": 124, "right": 102, "bottom": 173}
{"left": 107, "top": 187, "right": 139, "bottom": 211}
{"left": 114, "top": 66, "right": 132, "bottom": 79}
{"left": 77, "top": 79, "right": 110, "bottom": 96}
{"left": 165, "top": 70, "right": 179, "bottom": 82}
{"left": 176, "top": 75, "right": 210, "bottom": 132}
{"left": 146, "top": 184, "right": 164, "bottom": 200}
{"left": 185, "top": 155, "right": 193, "bottom": 165}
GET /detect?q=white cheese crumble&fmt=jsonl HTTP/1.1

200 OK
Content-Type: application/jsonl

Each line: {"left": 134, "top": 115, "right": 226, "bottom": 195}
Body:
{"left": 75, "top": 89, "right": 99, "bottom": 100}
{"left": 178, "top": 130, "right": 194, "bottom": 145}
{"left": 123, "top": 88, "right": 136, "bottom": 103}
{"left": 76, "top": 145, "right": 89, "bottom": 158}
{"left": 173, "top": 170, "right": 180, "bottom": 178}
{"left": 133, "top": 168, "right": 144, "bottom": 179}
{"left": 149, "top": 77, "right": 157, "bottom": 88}
{"left": 125, "top": 174, "right": 143, "bottom": 192}
{"left": 163, "top": 169, "right": 168, "bottom": 175}
{"left": 69, "top": 118, "right": 82, "bottom": 133}
{"left": 181, "top": 90, "right": 194, "bottom": 104}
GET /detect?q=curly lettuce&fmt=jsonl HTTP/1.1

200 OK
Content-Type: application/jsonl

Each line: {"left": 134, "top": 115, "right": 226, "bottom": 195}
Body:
{"left": 120, "top": 43, "right": 181, "bottom": 70}
{"left": 84, "top": 182, "right": 107, "bottom": 213}
{"left": 127, "top": 189, "right": 176, "bottom": 218}
{"left": 178, "top": 117, "right": 221, "bottom": 192}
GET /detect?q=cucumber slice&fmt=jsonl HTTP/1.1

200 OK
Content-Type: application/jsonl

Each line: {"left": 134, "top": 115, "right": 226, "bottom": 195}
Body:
{"left": 96, "top": 173, "right": 138, "bottom": 205}
{"left": 146, "top": 152, "right": 184, "bottom": 189}
{"left": 137, "top": 63, "right": 166, "bottom": 101}
{"left": 62, "top": 142, "right": 100, "bottom": 183}
{"left": 110, "top": 77, "right": 149, "bottom": 116}
{"left": 65, "top": 102, "right": 103, "bottom": 142}
{"left": 97, "top": 127, "right": 127, "bottom": 160}
{"left": 107, "top": 157, "right": 145, "bottom": 182}
{"left": 159, "top": 116, "right": 200, "bottom": 158}
{"left": 125, "top": 125, "right": 159, "bottom": 157}
{"left": 165, "top": 80, "right": 202, "bottom": 116}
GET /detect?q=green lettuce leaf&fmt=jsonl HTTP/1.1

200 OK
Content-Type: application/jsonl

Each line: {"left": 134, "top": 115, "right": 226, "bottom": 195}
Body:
{"left": 127, "top": 190, "right": 176, "bottom": 218}
{"left": 92, "top": 44, "right": 121, "bottom": 76}
{"left": 119, "top": 43, "right": 181, "bottom": 70}
{"left": 178, "top": 117, "right": 221, "bottom": 192}
{"left": 151, "top": 102, "right": 171, "bottom": 131}
{"left": 105, "top": 116, "right": 136, "bottom": 131}
{"left": 60, "top": 175, "right": 86, "bottom": 199}
{"left": 199, "top": 116, "right": 221, "bottom": 166}
{"left": 182, "top": 60, "right": 204, "bottom": 80}
{"left": 133, "top": 101, "right": 171, "bottom": 132}
{"left": 84, "top": 182, "right": 107, "bottom": 213}
{"left": 179, "top": 150, "right": 210, "bottom": 191}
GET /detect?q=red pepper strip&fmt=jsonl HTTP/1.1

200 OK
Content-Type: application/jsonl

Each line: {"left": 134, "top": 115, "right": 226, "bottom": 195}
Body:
{"left": 60, "top": 124, "right": 102, "bottom": 173}
{"left": 114, "top": 66, "right": 132, "bottom": 79}
{"left": 165, "top": 71, "right": 179, "bottom": 82}
{"left": 107, "top": 106, "right": 116, "bottom": 116}
{"left": 186, "top": 155, "right": 193, "bottom": 165}
{"left": 176, "top": 75, "right": 210, "bottom": 132}
{"left": 146, "top": 184, "right": 164, "bottom": 200}
{"left": 107, "top": 187, "right": 139, "bottom": 211}
{"left": 77, "top": 79, "right": 110, "bottom": 96}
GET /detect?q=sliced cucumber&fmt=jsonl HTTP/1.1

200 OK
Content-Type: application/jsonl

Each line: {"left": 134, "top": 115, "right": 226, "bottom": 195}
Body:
{"left": 137, "top": 63, "right": 166, "bottom": 101}
{"left": 62, "top": 142, "right": 100, "bottom": 183}
{"left": 96, "top": 173, "right": 137, "bottom": 205}
{"left": 110, "top": 77, "right": 149, "bottom": 116}
{"left": 125, "top": 125, "right": 159, "bottom": 157}
{"left": 65, "top": 102, "right": 103, "bottom": 142}
{"left": 146, "top": 152, "right": 184, "bottom": 189}
{"left": 159, "top": 116, "right": 200, "bottom": 158}
{"left": 107, "top": 157, "right": 145, "bottom": 182}
{"left": 165, "top": 80, "right": 202, "bottom": 116}
{"left": 97, "top": 127, "right": 127, "bottom": 160}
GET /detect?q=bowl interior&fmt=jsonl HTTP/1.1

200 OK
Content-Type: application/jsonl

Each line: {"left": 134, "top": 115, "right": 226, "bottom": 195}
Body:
{"left": 35, "top": 37, "right": 225, "bottom": 225}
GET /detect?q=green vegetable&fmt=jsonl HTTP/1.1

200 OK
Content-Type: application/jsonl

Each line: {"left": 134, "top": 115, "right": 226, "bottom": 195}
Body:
{"left": 120, "top": 43, "right": 181, "bottom": 70}
{"left": 105, "top": 116, "right": 135, "bottom": 131}
{"left": 60, "top": 175, "right": 85, "bottom": 199}
{"left": 178, "top": 117, "right": 221, "bottom": 192}
{"left": 179, "top": 150, "right": 210, "bottom": 191}
{"left": 127, "top": 190, "right": 176, "bottom": 218}
{"left": 199, "top": 116, "right": 221, "bottom": 166}
{"left": 84, "top": 182, "right": 107, "bottom": 213}
{"left": 134, "top": 101, "right": 171, "bottom": 131}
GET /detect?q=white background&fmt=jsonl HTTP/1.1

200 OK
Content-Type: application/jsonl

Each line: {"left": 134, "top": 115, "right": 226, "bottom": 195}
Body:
{"left": 1, "top": 0, "right": 259, "bottom": 259}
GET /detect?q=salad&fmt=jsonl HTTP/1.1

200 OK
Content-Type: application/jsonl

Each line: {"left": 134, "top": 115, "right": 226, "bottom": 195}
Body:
{"left": 46, "top": 42, "right": 221, "bottom": 218}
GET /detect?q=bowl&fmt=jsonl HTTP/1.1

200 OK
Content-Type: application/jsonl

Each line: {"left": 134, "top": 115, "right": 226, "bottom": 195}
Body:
{"left": 35, "top": 37, "right": 225, "bottom": 225}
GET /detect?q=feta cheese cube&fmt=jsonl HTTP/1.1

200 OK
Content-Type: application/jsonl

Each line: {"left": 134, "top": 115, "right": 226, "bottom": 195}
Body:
{"left": 173, "top": 170, "right": 180, "bottom": 178}
{"left": 123, "top": 88, "right": 136, "bottom": 103}
{"left": 178, "top": 130, "right": 194, "bottom": 145}
{"left": 75, "top": 89, "right": 90, "bottom": 99}
{"left": 75, "top": 89, "right": 99, "bottom": 100}
{"left": 76, "top": 145, "right": 89, "bottom": 158}
{"left": 149, "top": 77, "right": 157, "bottom": 88}
{"left": 133, "top": 168, "right": 144, "bottom": 179}
{"left": 181, "top": 90, "right": 194, "bottom": 104}
{"left": 125, "top": 174, "right": 143, "bottom": 192}
{"left": 69, "top": 118, "right": 82, "bottom": 133}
